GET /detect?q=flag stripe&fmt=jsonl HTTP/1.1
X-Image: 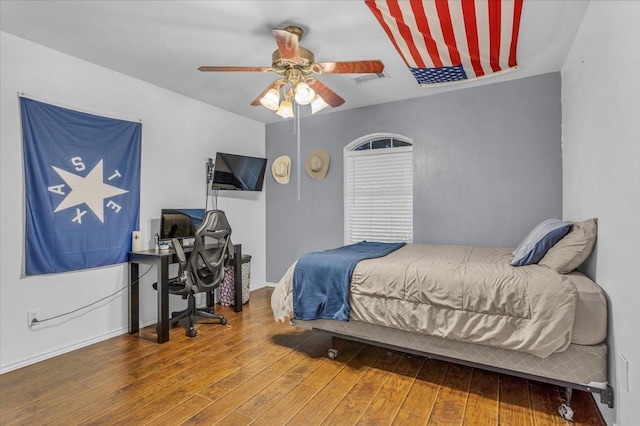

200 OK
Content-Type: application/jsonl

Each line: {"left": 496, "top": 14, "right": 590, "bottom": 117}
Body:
{"left": 389, "top": 1, "right": 426, "bottom": 68}
{"left": 448, "top": 0, "right": 474, "bottom": 78}
{"left": 410, "top": 0, "right": 442, "bottom": 68}
{"left": 498, "top": 0, "right": 514, "bottom": 70}
{"left": 366, "top": 0, "right": 410, "bottom": 67}
{"left": 435, "top": 0, "right": 461, "bottom": 66}
{"left": 509, "top": 0, "right": 523, "bottom": 67}
{"left": 366, "top": 0, "right": 523, "bottom": 85}
{"left": 488, "top": 0, "right": 501, "bottom": 72}
{"left": 474, "top": 0, "right": 491, "bottom": 76}
{"left": 461, "top": 0, "right": 484, "bottom": 77}
{"left": 422, "top": 0, "right": 450, "bottom": 65}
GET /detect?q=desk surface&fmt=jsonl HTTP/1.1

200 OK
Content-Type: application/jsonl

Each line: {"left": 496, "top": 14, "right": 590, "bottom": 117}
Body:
{"left": 130, "top": 242, "right": 231, "bottom": 258}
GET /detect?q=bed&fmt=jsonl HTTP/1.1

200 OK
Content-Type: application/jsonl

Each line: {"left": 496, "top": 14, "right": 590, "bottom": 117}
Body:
{"left": 271, "top": 219, "right": 613, "bottom": 420}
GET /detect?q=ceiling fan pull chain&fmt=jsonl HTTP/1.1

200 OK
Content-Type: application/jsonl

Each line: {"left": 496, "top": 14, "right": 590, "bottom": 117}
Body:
{"left": 296, "top": 103, "right": 301, "bottom": 202}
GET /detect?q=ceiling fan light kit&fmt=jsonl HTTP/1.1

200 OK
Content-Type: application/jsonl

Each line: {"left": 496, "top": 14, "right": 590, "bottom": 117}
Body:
{"left": 310, "top": 94, "right": 329, "bottom": 114}
{"left": 294, "top": 81, "right": 315, "bottom": 105}
{"left": 276, "top": 98, "right": 294, "bottom": 118}
{"left": 199, "top": 25, "right": 385, "bottom": 118}
{"left": 259, "top": 88, "right": 281, "bottom": 111}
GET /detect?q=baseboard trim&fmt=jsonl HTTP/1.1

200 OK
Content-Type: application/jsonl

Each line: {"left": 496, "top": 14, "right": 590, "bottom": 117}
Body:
{"left": 0, "top": 320, "right": 156, "bottom": 375}
{"left": 2, "top": 286, "right": 275, "bottom": 375}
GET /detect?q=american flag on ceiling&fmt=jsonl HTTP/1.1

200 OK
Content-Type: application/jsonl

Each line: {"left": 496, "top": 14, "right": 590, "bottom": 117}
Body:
{"left": 365, "top": 0, "right": 524, "bottom": 85}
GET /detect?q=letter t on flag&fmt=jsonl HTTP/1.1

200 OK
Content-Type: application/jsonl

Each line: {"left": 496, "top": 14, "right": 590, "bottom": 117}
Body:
{"left": 20, "top": 97, "right": 141, "bottom": 275}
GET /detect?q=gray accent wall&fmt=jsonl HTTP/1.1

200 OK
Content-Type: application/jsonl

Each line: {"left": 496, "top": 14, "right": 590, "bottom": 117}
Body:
{"left": 266, "top": 72, "right": 562, "bottom": 282}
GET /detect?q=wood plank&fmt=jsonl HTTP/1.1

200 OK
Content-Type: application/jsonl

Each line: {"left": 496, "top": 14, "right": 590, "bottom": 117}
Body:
{"left": 427, "top": 363, "right": 473, "bottom": 425}
{"left": 357, "top": 353, "right": 424, "bottom": 425}
{"left": 499, "top": 375, "right": 534, "bottom": 426}
{"left": 181, "top": 366, "right": 285, "bottom": 424}
{"left": 571, "top": 389, "right": 607, "bottom": 425}
{"left": 320, "top": 350, "right": 404, "bottom": 424}
{"left": 285, "top": 346, "right": 386, "bottom": 426}
{"left": 251, "top": 383, "right": 318, "bottom": 426}
{"left": 0, "top": 381, "right": 91, "bottom": 425}
{"left": 214, "top": 411, "right": 253, "bottom": 425}
{"left": 234, "top": 337, "right": 327, "bottom": 419}
{"left": 529, "top": 382, "right": 567, "bottom": 426}
{"left": 463, "top": 369, "right": 500, "bottom": 426}
{"left": 400, "top": 358, "right": 448, "bottom": 419}
{"left": 300, "top": 341, "right": 364, "bottom": 389}
{"left": 393, "top": 410, "right": 428, "bottom": 426}
{"left": 144, "top": 395, "right": 212, "bottom": 426}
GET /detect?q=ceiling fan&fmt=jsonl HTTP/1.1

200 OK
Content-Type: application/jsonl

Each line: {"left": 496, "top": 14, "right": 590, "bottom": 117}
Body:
{"left": 198, "top": 25, "right": 385, "bottom": 118}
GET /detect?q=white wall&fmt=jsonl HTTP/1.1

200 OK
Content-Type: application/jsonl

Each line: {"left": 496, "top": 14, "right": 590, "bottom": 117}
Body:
{"left": 0, "top": 32, "right": 266, "bottom": 373}
{"left": 561, "top": 2, "right": 640, "bottom": 425}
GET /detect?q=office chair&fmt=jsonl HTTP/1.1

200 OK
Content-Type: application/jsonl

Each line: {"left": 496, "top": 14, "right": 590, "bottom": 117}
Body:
{"left": 158, "top": 209, "right": 232, "bottom": 337}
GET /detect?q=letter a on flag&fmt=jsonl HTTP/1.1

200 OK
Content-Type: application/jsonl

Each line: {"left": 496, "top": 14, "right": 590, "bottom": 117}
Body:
{"left": 21, "top": 97, "right": 141, "bottom": 275}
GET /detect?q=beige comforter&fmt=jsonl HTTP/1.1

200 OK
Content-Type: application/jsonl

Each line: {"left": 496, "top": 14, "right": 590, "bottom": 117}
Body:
{"left": 271, "top": 244, "right": 578, "bottom": 358}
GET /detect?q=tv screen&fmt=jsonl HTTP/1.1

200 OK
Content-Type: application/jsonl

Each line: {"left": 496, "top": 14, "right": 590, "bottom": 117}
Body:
{"left": 160, "top": 208, "right": 205, "bottom": 241}
{"left": 211, "top": 152, "right": 267, "bottom": 191}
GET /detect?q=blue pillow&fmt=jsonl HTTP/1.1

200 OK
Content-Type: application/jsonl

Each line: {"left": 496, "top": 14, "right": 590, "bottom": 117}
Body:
{"left": 511, "top": 219, "right": 572, "bottom": 267}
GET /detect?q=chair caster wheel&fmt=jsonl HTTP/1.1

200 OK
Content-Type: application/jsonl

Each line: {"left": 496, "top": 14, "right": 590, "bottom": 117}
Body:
{"left": 188, "top": 328, "right": 197, "bottom": 337}
{"left": 328, "top": 349, "right": 339, "bottom": 359}
{"left": 221, "top": 318, "right": 227, "bottom": 325}
{"left": 558, "top": 404, "right": 574, "bottom": 421}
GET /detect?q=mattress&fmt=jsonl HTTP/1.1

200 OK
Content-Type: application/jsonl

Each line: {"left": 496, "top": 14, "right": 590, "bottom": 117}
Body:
{"left": 566, "top": 271, "right": 607, "bottom": 345}
{"left": 272, "top": 244, "right": 608, "bottom": 357}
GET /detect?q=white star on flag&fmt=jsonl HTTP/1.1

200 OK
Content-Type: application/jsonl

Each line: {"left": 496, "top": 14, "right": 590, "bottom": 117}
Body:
{"left": 52, "top": 160, "right": 128, "bottom": 223}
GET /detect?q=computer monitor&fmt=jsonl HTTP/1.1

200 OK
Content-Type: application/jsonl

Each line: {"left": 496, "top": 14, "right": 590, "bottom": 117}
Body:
{"left": 159, "top": 208, "right": 205, "bottom": 243}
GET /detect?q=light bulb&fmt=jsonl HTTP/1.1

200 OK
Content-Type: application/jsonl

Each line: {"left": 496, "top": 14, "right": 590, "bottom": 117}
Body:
{"left": 259, "top": 88, "right": 280, "bottom": 111}
{"left": 294, "top": 82, "right": 316, "bottom": 105}
{"left": 310, "top": 94, "right": 329, "bottom": 114}
{"left": 276, "top": 100, "right": 294, "bottom": 118}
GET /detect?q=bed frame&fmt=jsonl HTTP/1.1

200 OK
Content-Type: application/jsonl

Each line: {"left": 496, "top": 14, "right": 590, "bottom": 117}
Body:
{"left": 293, "top": 318, "right": 614, "bottom": 421}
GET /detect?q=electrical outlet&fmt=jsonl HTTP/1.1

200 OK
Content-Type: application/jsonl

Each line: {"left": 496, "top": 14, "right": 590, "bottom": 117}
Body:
{"left": 27, "top": 309, "right": 40, "bottom": 327}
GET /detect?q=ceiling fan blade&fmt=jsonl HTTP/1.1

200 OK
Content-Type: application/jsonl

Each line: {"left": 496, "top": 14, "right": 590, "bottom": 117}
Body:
{"left": 309, "top": 79, "right": 345, "bottom": 107}
{"left": 250, "top": 81, "right": 280, "bottom": 106}
{"left": 312, "top": 60, "right": 385, "bottom": 74}
{"left": 272, "top": 28, "right": 300, "bottom": 60}
{"left": 198, "top": 66, "right": 267, "bottom": 72}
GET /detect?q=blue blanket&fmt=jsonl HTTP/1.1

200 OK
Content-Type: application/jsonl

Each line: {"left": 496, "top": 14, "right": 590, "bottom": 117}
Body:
{"left": 293, "top": 241, "right": 406, "bottom": 321}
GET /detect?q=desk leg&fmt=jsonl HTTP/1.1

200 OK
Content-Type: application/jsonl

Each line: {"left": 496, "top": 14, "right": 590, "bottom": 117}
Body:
{"left": 128, "top": 262, "right": 139, "bottom": 334}
{"left": 157, "top": 257, "right": 170, "bottom": 343}
{"left": 234, "top": 245, "right": 242, "bottom": 312}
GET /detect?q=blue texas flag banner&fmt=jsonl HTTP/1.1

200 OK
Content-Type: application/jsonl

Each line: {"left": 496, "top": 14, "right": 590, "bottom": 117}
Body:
{"left": 20, "top": 97, "right": 141, "bottom": 275}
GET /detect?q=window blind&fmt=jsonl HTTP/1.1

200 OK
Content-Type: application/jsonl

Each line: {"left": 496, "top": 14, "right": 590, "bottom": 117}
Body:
{"left": 345, "top": 147, "right": 413, "bottom": 244}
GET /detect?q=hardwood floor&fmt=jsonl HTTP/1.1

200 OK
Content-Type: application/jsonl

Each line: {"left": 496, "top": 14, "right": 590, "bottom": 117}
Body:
{"left": 0, "top": 287, "right": 605, "bottom": 425}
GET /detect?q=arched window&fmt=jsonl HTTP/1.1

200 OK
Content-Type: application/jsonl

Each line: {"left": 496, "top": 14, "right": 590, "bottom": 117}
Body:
{"left": 344, "top": 133, "right": 413, "bottom": 244}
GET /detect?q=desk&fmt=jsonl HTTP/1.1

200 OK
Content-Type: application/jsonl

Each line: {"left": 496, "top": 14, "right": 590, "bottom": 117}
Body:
{"left": 128, "top": 243, "right": 242, "bottom": 343}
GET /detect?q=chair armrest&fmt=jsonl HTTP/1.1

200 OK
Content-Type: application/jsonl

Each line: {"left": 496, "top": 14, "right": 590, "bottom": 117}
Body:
{"left": 172, "top": 238, "right": 186, "bottom": 262}
{"left": 172, "top": 238, "right": 188, "bottom": 273}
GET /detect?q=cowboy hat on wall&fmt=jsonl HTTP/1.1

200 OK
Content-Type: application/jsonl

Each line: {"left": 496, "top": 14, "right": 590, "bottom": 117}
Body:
{"left": 305, "top": 149, "right": 330, "bottom": 180}
{"left": 272, "top": 155, "right": 291, "bottom": 184}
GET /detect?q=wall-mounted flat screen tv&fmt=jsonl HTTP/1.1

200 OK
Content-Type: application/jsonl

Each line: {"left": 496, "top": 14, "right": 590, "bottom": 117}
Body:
{"left": 211, "top": 152, "right": 267, "bottom": 191}
{"left": 160, "top": 208, "right": 205, "bottom": 241}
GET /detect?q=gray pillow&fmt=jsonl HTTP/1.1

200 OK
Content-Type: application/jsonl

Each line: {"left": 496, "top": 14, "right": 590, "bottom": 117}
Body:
{"left": 539, "top": 218, "right": 598, "bottom": 273}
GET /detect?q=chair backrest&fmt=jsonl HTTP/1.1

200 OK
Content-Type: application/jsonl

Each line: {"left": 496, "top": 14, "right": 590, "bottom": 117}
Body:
{"left": 185, "top": 209, "right": 232, "bottom": 293}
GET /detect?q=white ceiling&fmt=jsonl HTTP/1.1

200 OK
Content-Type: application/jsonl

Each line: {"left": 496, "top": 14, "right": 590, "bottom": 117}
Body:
{"left": 0, "top": 1, "right": 589, "bottom": 124}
